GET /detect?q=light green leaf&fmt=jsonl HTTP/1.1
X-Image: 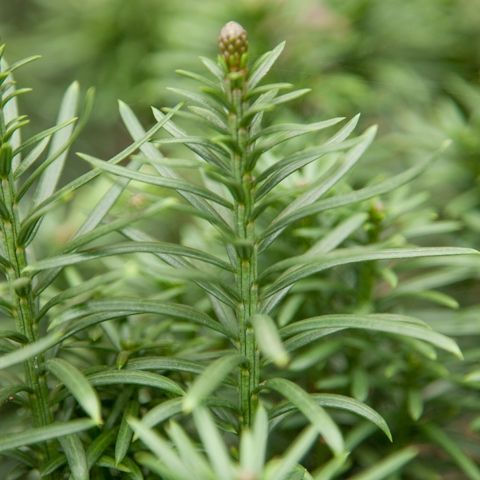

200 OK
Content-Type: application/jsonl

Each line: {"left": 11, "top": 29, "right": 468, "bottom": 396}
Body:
{"left": 34, "top": 81, "right": 79, "bottom": 206}
{"left": 280, "top": 313, "right": 461, "bottom": 357}
{"left": 48, "top": 299, "right": 228, "bottom": 337}
{"left": 284, "top": 328, "right": 346, "bottom": 353}
{"left": 141, "top": 398, "right": 184, "bottom": 430}
{"left": 351, "top": 368, "right": 369, "bottom": 402}
{"left": 47, "top": 357, "right": 102, "bottom": 424}
{"left": 166, "top": 87, "right": 224, "bottom": 113}
{"left": 192, "top": 407, "right": 235, "bottom": 480}
{"left": 75, "top": 199, "right": 176, "bottom": 248}
{"left": 252, "top": 118, "right": 344, "bottom": 142}
{"left": 465, "top": 369, "right": 480, "bottom": 383}
{"left": 60, "top": 434, "right": 88, "bottom": 480}
{"left": 78, "top": 153, "right": 231, "bottom": 208}
{"left": 199, "top": 56, "right": 223, "bottom": 81}
{"left": 26, "top": 241, "right": 231, "bottom": 273}
{"left": 8, "top": 54, "right": 41, "bottom": 73}
{"left": 263, "top": 378, "right": 344, "bottom": 455}
{"left": 0, "top": 330, "right": 63, "bottom": 369}
{"left": 37, "top": 271, "right": 122, "bottom": 320}
{"left": 14, "top": 136, "right": 50, "bottom": 178}
{"left": 348, "top": 447, "right": 418, "bottom": 480}
{"left": 188, "top": 105, "right": 227, "bottom": 131}
{"left": 175, "top": 69, "right": 217, "bottom": 88}
{"left": 167, "top": 422, "right": 213, "bottom": 478}
{"left": 0, "top": 419, "right": 95, "bottom": 453}
{"left": 126, "top": 356, "right": 203, "bottom": 375}
{"left": 1, "top": 58, "right": 22, "bottom": 165}
{"left": 13, "top": 118, "right": 76, "bottom": 157}
{"left": 263, "top": 247, "right": 476, "bottom": 298}
{"left": 134, "top": 452, "right": 181, "bottom": 480}
{"left": 308, "top": 213, "right": 368, "bottom": 255}
{"left": 271, "top": 393, "right": 391, "bottom": 441}
{"left": 252, "top": 314, "right": 289, "bottom": 367}
{"left": 313, "top": 452, "right": 350, "bottom": 480}
{"left": 254, "top": 117, "right": 345, "bottom": 153}
{"left": 183, "top": 354, "right": 245, "bottom": 412}
{"left": 129, "top": 418, "right": 192, "bottom": 480}
{"left": 252, "top": 404, "right": 269, "bottom": 475}
{"left": 407, "top": 388, "right": 423, "bottom": 421}
{"left": 265, "top": 426, "right": 318, "bottom": 480}
{"left": 248, "top": 42, "right": 286, "bottom": 89}
{"left": 87, "top": 370, "right": 184, "bottom": 396}
{"left": 73, "top": 152, "right": 144, "bottom": 240}
{"left": 152, "top": 107, "right": 228, "bottom": 171}
{"left": 269, "top": 88, "right": 311, "bottom": 107}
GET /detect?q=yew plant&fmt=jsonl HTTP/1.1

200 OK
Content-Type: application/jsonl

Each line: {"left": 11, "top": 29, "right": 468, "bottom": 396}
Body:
{"left": 0, "top": 22, "right": 477, "bottom": 480}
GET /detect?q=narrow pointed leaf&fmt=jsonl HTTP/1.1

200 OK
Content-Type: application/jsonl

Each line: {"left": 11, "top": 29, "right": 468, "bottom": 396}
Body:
{"left": 263, "top": 247, "right": 477, "bottom": 297}
{"left": 141, "top": 398, "right": 184, "bottom": 429}
{"left": 126, "top": 356, "right": 203, "bottom": 375}
{"left": 0, "top": 419, "right": 95, "bottom": 453}
{"left": 348, "top": 447, "right": 418, "bottom": 480}
{"left": 183, "top": 354, "right": 245, "bottom": 412}
{"left": 47, "top": 358, "right": 102, "bottom": 424}
{"left": 252, "top": 314, "right": 289, "bottom": 367}
{"left": 0, "top": 330, "right": 63, "bottom": 369}
{"left": 266, "top": 426, "right": 318, "bottom": 480}
{"left": 34, "top": 81, "right": 79, "bottom": 206}
{"left": 193, "top": 407, "right": 235, "bottom": 480}
{"left": 115, "top": 400, "right": 139, "bottom": 465}
{"left": 271, "top": 393, "right": 391, "bottom": 441}
{"left": 280, "top": 313, "right": 462, "bottom": 357}
{"left": 252, "top": 404, "right": 269, "bottom": 475}
{"left": 167, "top": 422, "right": 213, "bottom": 478}
{"left": 313, "top": 452, "right": 350, "bottom": 480}
{"left": 26, "top": 241, "right": 231, "bottom": 273}
{"left": 87, "top": 370, "right": 184, "bottom": 396}
{"left": 49, "top": 300, "right": 228, "bottom": 337}
{"left": 263, "top": 378, "right": 344, "bottom": 455}
{"left": 128, "top": 418, "right": 191, "bottom": 479}
{"left": 249, "top": 42, "right": 286, "bottom": 89}
{"left": 59, "top": 434, "right": 88, "bottom": 480}
{"left": 79, "top": 153, "right": 232, "bottom": 208}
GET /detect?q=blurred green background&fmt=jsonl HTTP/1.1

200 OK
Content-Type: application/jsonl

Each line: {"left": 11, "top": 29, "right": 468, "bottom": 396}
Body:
{"left": 2, "top": 0, "right": 479, "bottom": 156}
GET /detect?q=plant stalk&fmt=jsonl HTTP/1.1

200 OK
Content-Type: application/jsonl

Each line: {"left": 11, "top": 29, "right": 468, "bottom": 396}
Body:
{"left": 227, "top": 82, "right": 259, "bottom": 428}
{"left": 0, "top": 106, "right": 56, "bottom": 469}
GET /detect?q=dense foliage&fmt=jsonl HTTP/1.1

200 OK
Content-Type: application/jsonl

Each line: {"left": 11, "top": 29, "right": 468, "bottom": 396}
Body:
{"left": 1, "top": 1, "right": 480, "bottom": 479}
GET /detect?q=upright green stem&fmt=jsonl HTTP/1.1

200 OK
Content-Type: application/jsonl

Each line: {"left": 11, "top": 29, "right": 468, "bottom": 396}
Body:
{"left": 227, "top": 83, "right": 259, "bottom": 428}
{"left": 0, "top": 103, "right": 55, "bottom": 467}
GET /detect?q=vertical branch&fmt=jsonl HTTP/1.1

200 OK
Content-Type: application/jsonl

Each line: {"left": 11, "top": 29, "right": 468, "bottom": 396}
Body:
{"left": 219, "top": 21, "right": 259, "bottom": 427}
{"left": 0, "top": 62, "right": 55, "bottom": 467}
